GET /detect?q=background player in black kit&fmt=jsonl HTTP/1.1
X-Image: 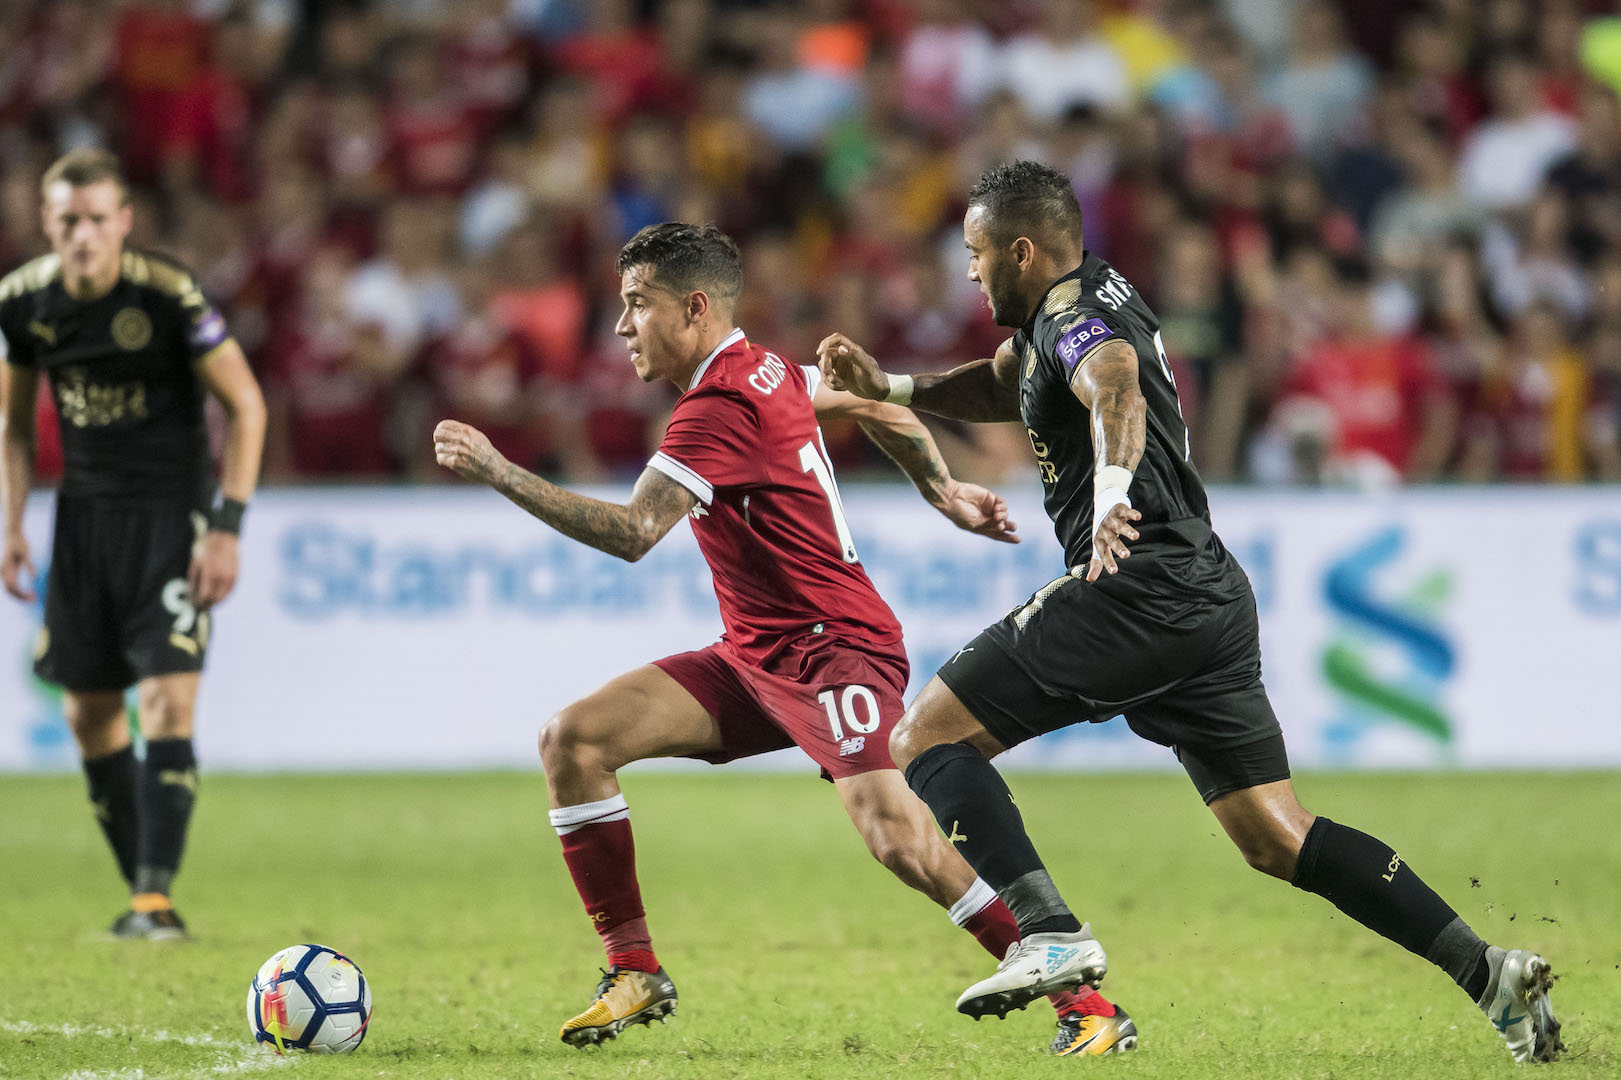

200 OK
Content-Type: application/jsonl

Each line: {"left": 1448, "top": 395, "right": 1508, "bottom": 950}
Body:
{"left": 818, "top": 161, "right": 1563, "bottom": 1064}
{"left": 0, "top": 150, "right": 266, "bottom": 940}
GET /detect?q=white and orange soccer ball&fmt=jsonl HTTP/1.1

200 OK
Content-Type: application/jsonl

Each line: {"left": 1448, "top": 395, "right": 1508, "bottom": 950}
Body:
{"left": 245, "top": 944, "right": 372, "bottom": 1054}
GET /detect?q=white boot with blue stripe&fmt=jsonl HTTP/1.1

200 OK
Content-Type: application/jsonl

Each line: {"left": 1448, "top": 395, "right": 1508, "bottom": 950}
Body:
{"left": 956, "top": 924, "right": 1108, "bottom": 1020}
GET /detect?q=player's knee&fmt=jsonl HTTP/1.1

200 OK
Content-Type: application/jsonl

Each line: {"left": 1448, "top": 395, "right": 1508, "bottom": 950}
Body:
{"left": 888, "top": 712, "right": 932, "bottom": 774}
{"left": 538, "top": 702, "right": 615, "bottom": 773}
{"left": 139, "top": 687, "right": 194, "bottom": 740}
{"left": 63, "top": 693, "right": 125, "bottom": 750}
{"left": 1234, "top": 831, "right": 1302, "bottom": 880}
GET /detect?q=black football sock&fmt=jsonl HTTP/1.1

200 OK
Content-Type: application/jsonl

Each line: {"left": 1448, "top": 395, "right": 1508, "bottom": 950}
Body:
{"left": 1292, "top": 816, "right": 1488, "bottom": 999}
{"left": 905, "top": 742, "right": 1082, "bottom": 936}
{"left": 83, "top": 745, "right": 140, "bottom": 889}
{"left": 135, "top": 738, "right": 198, "bottom": 898}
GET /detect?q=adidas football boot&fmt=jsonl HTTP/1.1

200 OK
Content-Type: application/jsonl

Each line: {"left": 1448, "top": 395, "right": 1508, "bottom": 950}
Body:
{"left": 957, "top": 924, "right": 1107, "bottom": 1019}
{"left": 1477, "top": 947, "right": 1563, "bottom": 1063}
{"left": 559, "top": 966, "right": 678, "bottom": 1047}
{"left": 1050, "top": 1004, "right": 1139, "bottom": 1056}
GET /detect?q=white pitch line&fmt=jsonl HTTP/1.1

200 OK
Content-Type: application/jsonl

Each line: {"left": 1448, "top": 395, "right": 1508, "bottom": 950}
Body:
{"left": 0, "top": 1019, "right": 293, "bottom": 1079}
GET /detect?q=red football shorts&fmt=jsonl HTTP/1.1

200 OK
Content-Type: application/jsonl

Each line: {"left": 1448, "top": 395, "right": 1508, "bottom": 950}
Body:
{"left": 653, "top": 636, "right": 909, "bottom": 780}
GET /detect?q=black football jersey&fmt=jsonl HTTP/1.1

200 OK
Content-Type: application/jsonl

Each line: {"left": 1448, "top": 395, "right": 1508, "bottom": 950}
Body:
{"left": 1014, "top": 253, "right": 1245, "bottom": 600}
{"left": 0, "top": 250, "right": 232, "bottom": 502}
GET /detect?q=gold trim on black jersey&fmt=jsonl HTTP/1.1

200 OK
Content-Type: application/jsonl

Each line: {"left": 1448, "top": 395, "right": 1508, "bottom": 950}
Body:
{"left": 1041, "top": 278, "right": 1085, "bottom": 318}
{"left": 119, "top": 250, "right": 204, "bottom": 306}
{"left": 0, "top": 254, "right": 62, "bottom": 302}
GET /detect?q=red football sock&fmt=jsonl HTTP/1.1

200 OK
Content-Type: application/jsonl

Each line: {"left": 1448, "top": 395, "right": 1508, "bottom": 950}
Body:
{"left": 954, "top": 884, "right": 1115, "bottom": 1018}
{"left": 550, "top": 794, "right": 660, "bottom": 973}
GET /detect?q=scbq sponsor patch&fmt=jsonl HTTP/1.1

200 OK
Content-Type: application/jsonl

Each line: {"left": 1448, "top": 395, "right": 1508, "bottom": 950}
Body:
{"left": 1055, "top": 317, "right": 1114, "bottom": 370}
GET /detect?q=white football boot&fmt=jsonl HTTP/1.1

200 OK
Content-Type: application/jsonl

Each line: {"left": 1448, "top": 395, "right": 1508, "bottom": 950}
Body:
{"left": 956, "top": 924, "right": 1107, "bottom": 1019}
{"left": 1477, "top": 947, "right": 1564, "bottom": 1063}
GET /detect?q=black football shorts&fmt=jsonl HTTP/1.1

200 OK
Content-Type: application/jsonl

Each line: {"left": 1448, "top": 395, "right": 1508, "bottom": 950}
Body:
{"left": 937, "top": 562, "right": 1289, "bottom": 804}
{"left": 34, "top": 496, "right": 211, "bottom": 692}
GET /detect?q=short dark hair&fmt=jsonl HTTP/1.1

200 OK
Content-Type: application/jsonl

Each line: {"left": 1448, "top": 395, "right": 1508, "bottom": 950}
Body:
{"left": 616, "top": 222, "right": 742, "bottom": 307}
{"left": 41, "top": 148, "right": 130, "bottom": 203}
{"left": 967, "top": 160, "right": 1084, "bottom": 249}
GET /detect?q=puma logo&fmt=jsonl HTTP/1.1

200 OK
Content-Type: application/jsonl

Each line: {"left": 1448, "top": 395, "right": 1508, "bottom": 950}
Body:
{"left": 948, "top": 821, "right": 967, "bottom": 845}
{"left": 29, "top": 321, "right": 56, "bottom": 345}
{"left": 159, "top": 768, "right": 197, "bottom": 795}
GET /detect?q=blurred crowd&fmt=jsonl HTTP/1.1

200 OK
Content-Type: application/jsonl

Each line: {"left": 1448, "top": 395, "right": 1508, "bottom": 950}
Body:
{"left": 3, "top": 0, "right": 1620, "bottom": 486}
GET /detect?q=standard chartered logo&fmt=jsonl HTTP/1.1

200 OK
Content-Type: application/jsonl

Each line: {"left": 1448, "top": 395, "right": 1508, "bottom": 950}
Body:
{"left": 1320, "top": 526, "right": 1456, "bottom": 754}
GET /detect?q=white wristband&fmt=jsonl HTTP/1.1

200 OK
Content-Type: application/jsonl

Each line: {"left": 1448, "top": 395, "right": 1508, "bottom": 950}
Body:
{"left": 883, "top": 373, "right": 914, "bottom": 406}
{"left": 1094, "top": 465, "right": 1134, "bottom": 498}
{"left": 1092, "top": 465, "right": 1134, "bottom": 540}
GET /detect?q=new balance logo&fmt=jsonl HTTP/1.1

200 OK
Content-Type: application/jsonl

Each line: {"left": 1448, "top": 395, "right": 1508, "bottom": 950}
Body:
{"left": 948, "top": 821, "right": 967, "bottom": 845}
{"left": 838, "top": 736, "right": 865, "bottom": 757}
{"left": 1047, "top": 946, "right": 1080, "bottom": 967}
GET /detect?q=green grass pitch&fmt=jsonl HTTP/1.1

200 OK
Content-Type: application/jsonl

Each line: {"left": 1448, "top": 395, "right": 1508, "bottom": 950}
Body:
{"left": 1, "top": 770, "right": 1616, "bottom": 1079}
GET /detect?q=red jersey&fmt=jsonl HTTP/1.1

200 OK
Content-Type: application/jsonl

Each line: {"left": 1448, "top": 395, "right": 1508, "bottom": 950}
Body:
{"left": 647, "top": 330, "right": 903, "bottom": 667}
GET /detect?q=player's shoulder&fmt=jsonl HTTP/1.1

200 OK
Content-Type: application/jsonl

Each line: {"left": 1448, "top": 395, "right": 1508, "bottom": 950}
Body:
{"left": 0, "top": 254, "right": 62, "bottom": 306}
{"left": 120, "top": 249, "right": 205, "bottom": 305}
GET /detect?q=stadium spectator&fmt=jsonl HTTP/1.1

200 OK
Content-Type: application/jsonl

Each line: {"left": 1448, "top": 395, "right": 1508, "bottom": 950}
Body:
{"left": 996, "top": 0, "right": 1131, "bottom": 122}
{"left": 1261, "top": 1, "right": 1374, "bottom": 162}
{"left": 0, "top": 0, "right": 1615, "bottom": 487}
{"left": 1457, "top": 52, "right": 1578, "bottom": 211}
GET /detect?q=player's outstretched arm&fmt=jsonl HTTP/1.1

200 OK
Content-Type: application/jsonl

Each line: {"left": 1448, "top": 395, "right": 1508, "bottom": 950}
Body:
{"left": 812, "top": 384, "right": 1019, "bottom": 544}
{"left": 0, "top": 362, "right": 39, "bottom": 601}
{"left": 1070, "top": 338, "right": 1146, "bottom": 581}
{"left": 193, "top": 341, "right": 267, "bottom": 610}
{"left": 434, "top": 419, "right": 696, "bottom": 562}
{"left": 815, "top": 333, "right": 1022, "bottom": 423}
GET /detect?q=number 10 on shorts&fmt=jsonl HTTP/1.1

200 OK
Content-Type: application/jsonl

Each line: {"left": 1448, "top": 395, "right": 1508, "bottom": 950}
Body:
{"left": 818, "top": 685, "right": 881, "bottom": 741}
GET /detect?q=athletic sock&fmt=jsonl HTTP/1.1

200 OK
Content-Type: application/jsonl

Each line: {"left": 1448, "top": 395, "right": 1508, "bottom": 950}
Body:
{"left": 83, "top": 745, "right": 139, "bottom": 888}
{"left": 906, "top": 742, "right": 1080, "bottom": 936}
{"left": 949, "top": 880, "right": 1114, "bottom": 1018}
{"left": 550, "top": 794, "right": 659, "bottom": 973}
{"left": 1291, "top": 816, "right": 1488, "bottom": 998}
{"left": 135, "top": 738, "right": 197, "bottom": 898}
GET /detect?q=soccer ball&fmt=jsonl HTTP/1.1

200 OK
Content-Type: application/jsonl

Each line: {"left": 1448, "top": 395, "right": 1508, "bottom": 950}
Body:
{"left": 245, "top": 944, "right": 372, "bottom": 1054}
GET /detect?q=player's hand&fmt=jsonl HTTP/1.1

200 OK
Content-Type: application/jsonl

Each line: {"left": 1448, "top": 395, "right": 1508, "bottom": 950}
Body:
{"left": 1086, "top": 504, "right": 1142, "bottom": 582}
{"left": 434, "top": 419, "right": 506, "bottom": 486}
{"left": 937, "top": 481, "right": 1020, "bottom": 544}
{"left": 815, "top": 334, "right": 889, "bottom": 401}
{"left": 188, "top": 531, "right": 238, "bottom": 610}
{"left": 2, "top": 533, "right": 36, "bottom": 602}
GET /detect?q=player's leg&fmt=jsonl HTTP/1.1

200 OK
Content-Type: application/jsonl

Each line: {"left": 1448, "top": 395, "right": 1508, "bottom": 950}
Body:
{"left": 890, "top": 675, "right": 1109, "bottom": 1018}
{"left": 64, "top": 691, "right": 140, "bottom": 892}
{"left": 833, "top": 768, "right": 1131, "bottom": 1053}
{"left": 111, "top": 504, "right": 209, "bottom": 938}
{"left": 1159, "top": 583, "right": 1561, "bottom": 1064}
{"left": 1202, "top": 767, "right": 1562, "bottom": 1062}
{"left": 539, "top": 660, "right": 726, "bottom": 1046}
{"left": 126, "top": 672, "right": 200, "bottom": 939}
{"left": 37, "top": 498, "right": 147, "bottom": 928}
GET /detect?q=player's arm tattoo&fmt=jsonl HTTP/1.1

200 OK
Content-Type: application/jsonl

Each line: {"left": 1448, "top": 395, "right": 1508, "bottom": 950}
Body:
{"left": 856, "top": 406, "right": 952, "bottom": 504}
{"left": 492, "top": 461, "right": 697, "bottom": 562}
{"left": 1070, "top": 339, "right": 1147, "bottom": 472}
{"left": 908, "top": 339, "right": 1023, "bottom": 423}
{"left": 812, "top": 384, "right": 953, "bottom": 502}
